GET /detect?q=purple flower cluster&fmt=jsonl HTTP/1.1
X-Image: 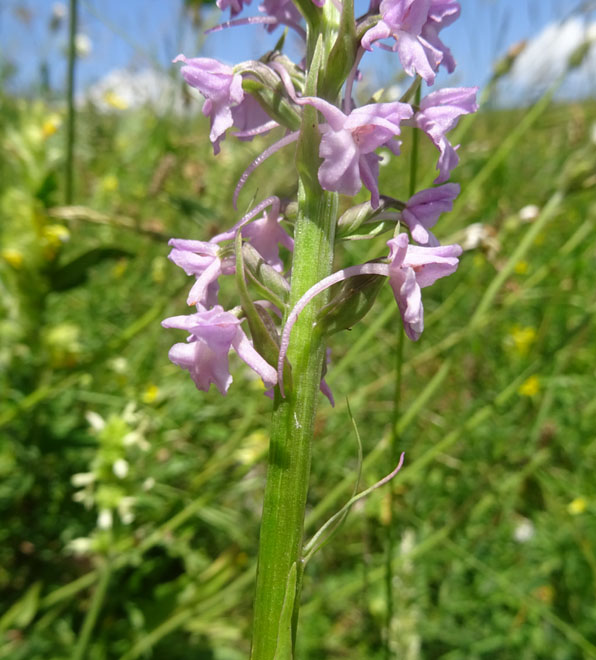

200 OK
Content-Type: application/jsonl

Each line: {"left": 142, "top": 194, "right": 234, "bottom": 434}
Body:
{"left": 163, "top": 0, "right": 478, "bottom": 397}
{"left": 362, "top": 0, "right": 460, "bottom": 86}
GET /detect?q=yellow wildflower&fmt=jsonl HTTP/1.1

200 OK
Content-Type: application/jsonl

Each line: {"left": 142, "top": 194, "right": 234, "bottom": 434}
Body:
{"left": 508, "top": 325, "right": 537, "bottom": 356}
{"left": 142, "top": 384, "right": 159, "bottom": 404}
{"left": 235, "top": 430, "right": 267, "bottom": 465}
{"left": 42, "top": 114, "right": 62, "bottom": 138}
{"left": 514, "top": 260, "right": 529, "bottom": 275}
{"left": 42, "top": 224, "right": 70, "bottom": 260}
{"left": 104, "top": 90, "right": 129, "bottom": 110}
{"left": 518, "top": 375, "right": 540, "bottom": 397}
{"left": 100, "top": 174, "right": 119, "bottom": 193}
{"left": 112, "top": 259, "right": 128, "bottom": 278}
{"left": 568, "top": 497, "right": 587, "bottom": 515}
{"left": 2, "top": 249, "right": 24, "bottom": 269}
{"left": 43, "top": 223, "right": 70, "bottom": 247}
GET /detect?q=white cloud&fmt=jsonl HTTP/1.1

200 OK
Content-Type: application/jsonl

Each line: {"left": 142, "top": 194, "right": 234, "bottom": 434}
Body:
{"left": 506, "top": 17, "right": 596, "bottom": 102}
{"left": 79, "top": 68, "right": 192, "bottom": 115}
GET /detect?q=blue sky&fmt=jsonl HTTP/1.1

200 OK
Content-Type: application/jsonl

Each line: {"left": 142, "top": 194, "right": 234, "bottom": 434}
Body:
{"left": 0, "top": 0, "right": 585, "bottom": 96}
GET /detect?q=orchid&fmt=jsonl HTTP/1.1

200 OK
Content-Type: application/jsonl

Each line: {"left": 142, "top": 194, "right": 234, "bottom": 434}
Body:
{"left": 241, "top": 207, "right": 294, "bottom": 271}
{"left": 173, "top": 55, "right": 244, "bottom": 154}
{"left": 259, "top": 0, "right": 302, "bottom": 32}
{"left": 168, "top": 239, "right": 235, "bottom": 308}
{"left": 362, "top": 0, "right": 443, "bottom": 85}
{"left": 216, "top": 0, "right": 252, "bottom": 18}
{"left": 421, "top": 0, "right": 460, "bottom": 73}
{"left": 414, "top": 86, "right": 479, "bottom": 183}
{"left": 387, "top": 233, "right": 461, "bottom": 340}
{"left": 301, "top": 96, "right": 413, "bottom": 207}
{"left": 164, "top": 1, "right": 478, "bottom": 654}
{"left": 162, "top": 306, "right": 277, "bottom": 394}
{"left": 402, "top": 183, "right": 460, "bottom": 246}
{"left": 231, "top": 93, "right": 278, "bottom": 140}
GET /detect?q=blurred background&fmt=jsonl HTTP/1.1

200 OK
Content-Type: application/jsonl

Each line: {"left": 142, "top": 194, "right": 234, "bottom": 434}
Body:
{"left": 1, "top": 1, "right": 596, "bottom": 658}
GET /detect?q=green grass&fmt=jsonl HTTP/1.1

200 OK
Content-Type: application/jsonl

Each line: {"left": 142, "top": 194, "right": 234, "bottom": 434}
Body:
{"left": 1, "top": 82, "right": 596, "bottom": 659}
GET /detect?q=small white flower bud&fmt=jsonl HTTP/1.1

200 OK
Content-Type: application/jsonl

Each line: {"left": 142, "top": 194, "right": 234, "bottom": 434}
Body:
{"left": 113, "top": 458, "right": 129, "bottom": 479}
{"left": 71, "top": 472, "right": 95, "bottom": 487}
{"left": 67, "top": 537, "right": 93, "bottom": 556}
{"left": 513, "top": 518, "right": 535, "bottom": 543}
{"left": 142, "top": 477, "right": 155, "bottom": 491}
{"left": 85, "top": 411, "right": 105, "bottom": 431}
{"left": 97, "top": 509, "right": 113, "bottom": 530}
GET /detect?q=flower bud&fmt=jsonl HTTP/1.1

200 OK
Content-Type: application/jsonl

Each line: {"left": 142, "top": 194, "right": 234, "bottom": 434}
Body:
{"left": 320, "top": 0, "right": 358, "bottom": 100}
{"left": 316, "top": 272, "right": 385, "bottom": 336}
{"left": 242, "top": 242, "right": 290, "bottom": 304}
{"left": 558, "top": 148, "right": 596, "bottom": 193}
{"left": 238, "top": 59, "right": 303, "bottom": 131}
{"left": 492, "top": 40, "right": 526, "bottom": 79}
{"left": 336, "top": 197, "right": 401, "bottom": 239}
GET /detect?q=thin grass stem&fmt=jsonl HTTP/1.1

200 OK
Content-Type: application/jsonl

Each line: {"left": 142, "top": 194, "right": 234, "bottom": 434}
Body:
{"left": 65, "top": 0, "right": 78, "bottom": 204}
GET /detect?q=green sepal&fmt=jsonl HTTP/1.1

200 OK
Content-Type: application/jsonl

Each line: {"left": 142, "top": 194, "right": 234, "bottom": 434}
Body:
{"left": 241, "top": 78, "right": 302, "bottom": 132}
{"left": 316, "top": 272, "right": 386, "bottom": 336}
{"left": 356, "top": 14, "right": 380, "bottom": 43}
{"left": 242, "top": 242, "right": 290, "bottom": 310}
{"left": 336, "top": 197, "right": 402, "bottom": 238}
{"left": 235, "top": 232, "right": 280, "bottom": 365}
{"left": 235, "top": 233, "right": 293, "bottom": 390}
{"left": 272, "top": 28, "right": 288, "bottom": 53}
{"left": 292, "top": 0, "right": 321, "bottom": 30}
{"left": 320, "top": 0, "right": 357, "bottom": 101}
{"left": 297, "top": 36, "right": 324, "bottom": 191}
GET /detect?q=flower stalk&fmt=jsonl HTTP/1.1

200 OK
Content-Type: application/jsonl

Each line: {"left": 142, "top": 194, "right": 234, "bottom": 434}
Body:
{"left": 162, "top": 0, "right": 477, "bottom": 655}
{"left": 251, "top": 186, "right": 338, "bottom": 659}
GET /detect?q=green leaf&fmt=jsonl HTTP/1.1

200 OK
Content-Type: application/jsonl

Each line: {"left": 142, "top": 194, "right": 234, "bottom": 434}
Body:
{"left": 273, "top": 563, "right": 297, "bottom": 660}
{"left": 321, "top": 0, "right": 357, "bottom": 101}
{"left": 0, "top": 581, "right": 42, "bottom": 631}
{"left": 48, "top": 247, "right": 132, "bottom": 291}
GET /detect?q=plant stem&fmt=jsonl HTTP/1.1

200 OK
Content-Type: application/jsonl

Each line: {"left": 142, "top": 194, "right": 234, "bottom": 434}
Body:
{"left": 72, "top": 558, "right": 111, "bottom": 660}
{"left": 250, "top": 17, "right": 340, "bottom": 657}
{"left": 384, "top": 86, "right": 421, "bottom": 658}
{"left": 250, "top": 180, "right": 337, "bottom": 659}
{"left": 65, "top": 0, "right": 78, "bottom": 204}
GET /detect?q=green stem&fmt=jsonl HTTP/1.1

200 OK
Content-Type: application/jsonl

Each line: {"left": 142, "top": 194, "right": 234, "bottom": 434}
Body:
{"left": 72, "top": 558, "right": 111, "bottom": 660}
{"left": 250, "top": 184, "right": 338, "bottom": 659}
{"left": 250, "top": 23, "right": 340, "bottom": 659}
{"left": 65, "top": 0, "right": 78, "bottom": 204}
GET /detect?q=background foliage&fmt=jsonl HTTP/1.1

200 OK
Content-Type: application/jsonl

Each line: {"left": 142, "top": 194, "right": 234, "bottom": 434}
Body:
{"left": 1, "top": 7, "right": 596, "bottom": 659}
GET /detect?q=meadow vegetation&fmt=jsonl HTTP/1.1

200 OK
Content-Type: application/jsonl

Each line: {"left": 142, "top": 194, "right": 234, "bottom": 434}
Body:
{"left": 1, "top": 62, "right": 596, "bottom": 657}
